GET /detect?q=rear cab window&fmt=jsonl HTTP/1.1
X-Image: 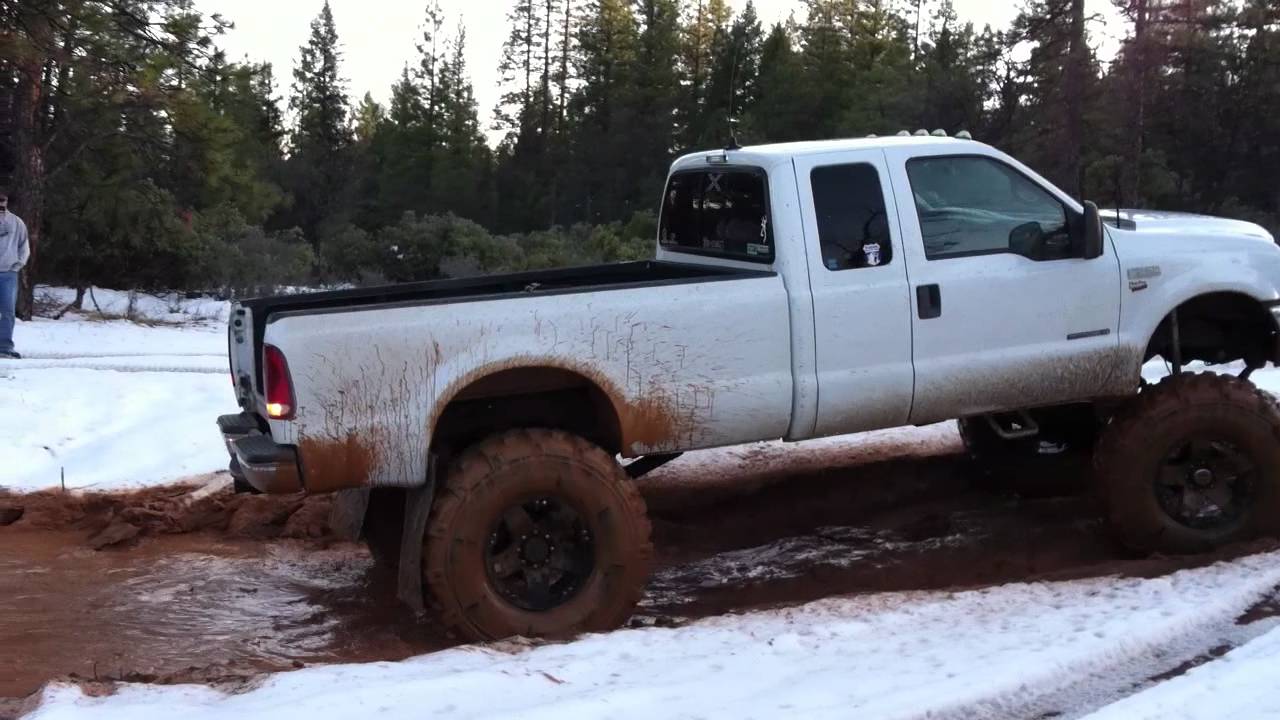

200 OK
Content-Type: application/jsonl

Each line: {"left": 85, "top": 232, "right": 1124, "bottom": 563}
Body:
{"left": 660, "top": 168, "right": 774, "bottom": 263}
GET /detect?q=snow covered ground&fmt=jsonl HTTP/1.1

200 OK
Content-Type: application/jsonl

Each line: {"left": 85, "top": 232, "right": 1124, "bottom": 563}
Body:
{"left": 24, "top": 553, "right": 1280, "bottom": 720}
{"left": 1085, "top": 625, "right": 1280, "bottom": 720}
{"left": 0, "top": 290, "right": 232, "bottom": 492}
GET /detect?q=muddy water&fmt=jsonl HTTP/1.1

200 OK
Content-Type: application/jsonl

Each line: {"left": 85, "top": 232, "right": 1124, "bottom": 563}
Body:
{"left": 0, "top": 531, "right": 446, "bottom": 699}
{"left": 3, "top": 443, "right": 1273, "bottom": 704}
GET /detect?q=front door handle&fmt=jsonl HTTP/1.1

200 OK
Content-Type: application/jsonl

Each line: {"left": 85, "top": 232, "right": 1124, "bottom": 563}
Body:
{"left": 917, "top": 284, "right": 942, "bottom": 319}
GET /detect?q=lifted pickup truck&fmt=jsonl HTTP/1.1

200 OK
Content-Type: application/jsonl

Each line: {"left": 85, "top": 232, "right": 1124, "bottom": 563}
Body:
{"left": 220, "top": 134, "right": 1280, "bottom": 639}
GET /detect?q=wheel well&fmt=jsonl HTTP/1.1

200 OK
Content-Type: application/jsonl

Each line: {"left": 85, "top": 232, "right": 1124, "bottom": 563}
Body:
{"left": 431, "top": 367, "right": 623, "bottom": 456}
{"left": 1146, "top": 292, "right": 1276, "bottom": 367}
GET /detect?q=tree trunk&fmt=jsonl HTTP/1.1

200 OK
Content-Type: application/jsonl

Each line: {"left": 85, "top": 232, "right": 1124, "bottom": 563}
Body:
{"left": 12, "top": 10, "right": 50, "bottom": 321}
{"left": 1129, "top": 0, "right": 1149, "bottom": 207}
{"left": 1064, "top": 0, "right": 1088, "bottom": 200}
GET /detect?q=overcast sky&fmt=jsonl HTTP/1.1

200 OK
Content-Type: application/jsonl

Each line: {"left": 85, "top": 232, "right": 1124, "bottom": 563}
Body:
{"left": 199, "top": 0, "right": 1125, "bottom": 144}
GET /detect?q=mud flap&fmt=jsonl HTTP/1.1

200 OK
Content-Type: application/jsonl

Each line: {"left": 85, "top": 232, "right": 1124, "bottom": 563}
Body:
{"left": 396, "top": 454, "right": 437, "bottom": 613}
{"left": 328, "top": 488, "right": 372, "bottom": 542}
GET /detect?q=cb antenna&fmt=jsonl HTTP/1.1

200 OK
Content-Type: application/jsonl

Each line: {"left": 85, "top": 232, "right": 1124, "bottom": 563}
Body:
{"left": 725, "top": 43, "right": 742, "bottom": 151}
{"left": 726, "top": 118, "right": 741, "bottom": 151}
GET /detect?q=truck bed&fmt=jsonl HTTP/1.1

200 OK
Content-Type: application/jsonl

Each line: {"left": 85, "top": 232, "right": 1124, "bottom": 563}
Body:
{"left": 236, "top": 260, "right": 773, "bottom": 393}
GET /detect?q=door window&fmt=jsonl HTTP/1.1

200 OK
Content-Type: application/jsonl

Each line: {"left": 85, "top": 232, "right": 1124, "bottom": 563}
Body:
{"left": 810, "top": 163, "right": 893, "bottom": 270}
{"left": 906, "top": 156, "right": 1074, "bottom": 262}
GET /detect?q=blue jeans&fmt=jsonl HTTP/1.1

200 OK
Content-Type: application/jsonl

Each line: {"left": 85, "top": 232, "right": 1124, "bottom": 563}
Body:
{"left": 0, "top": 271, "right": 17, "bottom": 354}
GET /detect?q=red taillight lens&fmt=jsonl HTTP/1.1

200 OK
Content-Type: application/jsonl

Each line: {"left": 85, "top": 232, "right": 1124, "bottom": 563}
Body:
{"left": 263, "top": 344, "right": 296, "bottom": 420}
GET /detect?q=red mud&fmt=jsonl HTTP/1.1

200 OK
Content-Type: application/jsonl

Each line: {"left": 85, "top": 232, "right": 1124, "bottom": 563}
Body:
{"left": 2, "top": 443, "right": 1276, "bottom": 713}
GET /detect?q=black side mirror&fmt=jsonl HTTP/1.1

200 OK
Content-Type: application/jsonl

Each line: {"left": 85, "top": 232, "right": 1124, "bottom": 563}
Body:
{"left": 1082, "top": 201, "right": 1105, "bottom": 259}
{"left": 1009, "top": 221, "right": 1045, "bottom": 258}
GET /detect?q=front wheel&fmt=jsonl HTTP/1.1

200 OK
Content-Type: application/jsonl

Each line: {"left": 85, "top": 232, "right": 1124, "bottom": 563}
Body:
{"left": 1095, "top": 373, "right": 1280, "bottom": 553}
{"left": 423, "top": 429, "right": 653, "bottom": 640}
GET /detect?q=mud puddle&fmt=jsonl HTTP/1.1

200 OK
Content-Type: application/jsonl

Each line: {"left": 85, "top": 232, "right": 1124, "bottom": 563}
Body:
{"left": 3, "top": 445, "right": 1275, "bottom": 709}
{"left": 0, "top": 530, "right": 446, "bottom": 701}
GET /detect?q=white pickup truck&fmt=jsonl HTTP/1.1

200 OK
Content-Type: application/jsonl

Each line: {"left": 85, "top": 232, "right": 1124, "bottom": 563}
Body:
{"left": 219, "top": 134, "right": 1280, "bottom": 640}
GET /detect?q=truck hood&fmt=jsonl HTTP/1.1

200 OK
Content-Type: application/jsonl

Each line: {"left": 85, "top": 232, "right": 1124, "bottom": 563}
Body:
{"left": 1106, "top": 209, "right": 1276, "bottom": 244}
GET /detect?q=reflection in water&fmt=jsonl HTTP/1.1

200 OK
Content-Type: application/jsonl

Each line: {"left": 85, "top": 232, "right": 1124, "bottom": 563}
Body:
{"left": 0, "top": 532, "right": 445, "bottom": 698}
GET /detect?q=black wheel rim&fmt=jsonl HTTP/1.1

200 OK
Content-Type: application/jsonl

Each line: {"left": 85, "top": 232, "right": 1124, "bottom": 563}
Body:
{"left": 1154, "top": 437, "right": 1256, "bottom": 532}
{"left": 484, "top": 496, "right": 595, "bottom": 611}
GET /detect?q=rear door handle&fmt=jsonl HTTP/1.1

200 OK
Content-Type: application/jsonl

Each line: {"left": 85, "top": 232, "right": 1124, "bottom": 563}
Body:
{"left": 917, "top": 284, "right": 942, "bottom": 319}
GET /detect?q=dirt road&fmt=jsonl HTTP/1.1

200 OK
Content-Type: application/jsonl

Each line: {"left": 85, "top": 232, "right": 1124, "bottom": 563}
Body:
{"left": 2, "top": 430, "right": 1276, "bottom": 717}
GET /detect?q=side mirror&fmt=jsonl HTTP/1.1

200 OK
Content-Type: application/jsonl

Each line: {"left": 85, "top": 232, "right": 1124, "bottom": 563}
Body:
{"left": 1008, "top": 221, "right": 1044, "bottom": 258}
{"left": 1082, "top": 201, "right": 1105, "bottom": 259}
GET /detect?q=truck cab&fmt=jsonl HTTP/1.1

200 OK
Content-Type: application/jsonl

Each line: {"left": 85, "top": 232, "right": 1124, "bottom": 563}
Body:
{"left": 660, "top": 135, "right": 1280, "bottom": 436}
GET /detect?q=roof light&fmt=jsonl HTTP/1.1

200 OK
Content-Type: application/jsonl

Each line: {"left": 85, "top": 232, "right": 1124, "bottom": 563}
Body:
{"left": 897, "top": 130, "right": 911, "bottom": 137}
{"left": 955, "top": 130, "right": 973, "bottom": 140}
{"left": 931, "top": 129, "right": 947, "bottom": 137}
{"left": 866, "top": 133, "right": 878, "bottom": 138}
{"left": 914, "top": 129, "right": 929, "bottom": 136}
{"left": 706, "top": 153, "right": 728, "bottom": 164}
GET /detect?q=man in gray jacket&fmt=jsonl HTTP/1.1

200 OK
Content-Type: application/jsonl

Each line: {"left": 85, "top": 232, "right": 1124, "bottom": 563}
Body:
{"left": 0, "top": 192, "right": 30, "bottom": 359}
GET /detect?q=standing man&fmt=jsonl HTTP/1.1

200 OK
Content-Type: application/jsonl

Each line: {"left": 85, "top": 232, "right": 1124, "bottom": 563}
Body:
{"left": 0, "top": 192, "right": 30, "bottom": 359}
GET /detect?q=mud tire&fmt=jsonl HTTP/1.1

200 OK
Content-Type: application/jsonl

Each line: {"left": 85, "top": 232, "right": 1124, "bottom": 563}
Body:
{"left": 1095, "top": 373, "right": 1280, "bottom": 554}
{"left": 423, "top": 429, "right": 653, "bottom": 640}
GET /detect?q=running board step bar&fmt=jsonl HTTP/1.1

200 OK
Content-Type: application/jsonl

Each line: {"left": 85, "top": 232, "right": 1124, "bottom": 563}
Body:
{"left": 983, "top": 411, "right": 1040, "bottom": 440}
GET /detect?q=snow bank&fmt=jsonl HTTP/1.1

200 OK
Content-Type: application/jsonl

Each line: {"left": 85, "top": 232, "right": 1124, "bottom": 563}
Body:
{"left": 25, "top": 553, "right": 1280, "bottom": 720}
{"left": 37, "top": 286, "right": 230, "bottom": 324}
{"left": 17, "top": 316, "right": 225, "bottom": 364}
{"left": 1086, "top": 625, "right": 1280, "bottom": 719}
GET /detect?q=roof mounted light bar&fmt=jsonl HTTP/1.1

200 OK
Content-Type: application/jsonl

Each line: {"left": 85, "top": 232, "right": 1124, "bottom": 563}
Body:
{"left": 876, "top": 130, "right": 975, "bottom": 140}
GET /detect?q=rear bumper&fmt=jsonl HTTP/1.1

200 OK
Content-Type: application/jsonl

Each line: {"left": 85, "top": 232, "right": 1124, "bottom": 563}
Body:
{"left": 218, "top": 413, "right": 303, "bottom": 494}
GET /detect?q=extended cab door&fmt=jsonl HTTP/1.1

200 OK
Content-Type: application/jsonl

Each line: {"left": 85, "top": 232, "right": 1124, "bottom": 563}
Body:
{"left": 793, "top": 150, "right": 916, "bottom": 435}
{"left": 886, "top": 147, "right": 1123, "bottom": 425}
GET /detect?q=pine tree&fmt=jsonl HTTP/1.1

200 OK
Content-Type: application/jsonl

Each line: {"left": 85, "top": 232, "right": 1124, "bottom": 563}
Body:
{"left": 432, "top": 25, "right": 494, "bottom": 222}
{"left": 571, "top": 0, "right": 640, "bottom": 223}
{"left": 1007, "top": 0, "right": 1099, "bottom": 197}
{"left": 697, "top": 0, "right": 765, "bottom": 148}
{"left": 746, "top": 21, "right": 806, "bottom": 142}
{"left": 915, "top": 1, "right": 993, "bottom": 134}
{"left": 353, "top": 92, "right": 385, "bottom": 145}
{"left": 287, "top": 0, "right": 353, "bottom": 243}
{"left": 495, "top": 0, "right": 544, "bottom": 136}
{"left": 290, "top": 1, "right": 352, "bottom": 156}
{"left": 417, "top": 0, "right": 449, "bottom": 138}
{"left": 680, "top": 0, "right": 732, "bottom": 146}
{"left": 632, "top": 0, "right": 683, "bottom": 182}
{"left": 796, "top": 0, "right": 857, "bottom": 138}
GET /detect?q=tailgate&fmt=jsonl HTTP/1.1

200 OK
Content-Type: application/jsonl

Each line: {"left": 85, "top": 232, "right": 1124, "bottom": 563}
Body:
{"left": 228, "top": 303, "right": 259, "bottom": 412}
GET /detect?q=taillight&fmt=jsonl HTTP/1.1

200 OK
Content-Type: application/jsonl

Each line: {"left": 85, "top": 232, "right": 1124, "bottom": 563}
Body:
{"left": 263, "top": 344, "right": 296, "bottom": 420}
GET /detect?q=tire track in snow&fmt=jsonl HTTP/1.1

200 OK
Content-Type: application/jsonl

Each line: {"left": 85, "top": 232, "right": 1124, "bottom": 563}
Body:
{"left": 19, "top": 352, "right": 223, "bottom": 359}
{"left": 915, "top": 575, "right": 1280, "bottom": 720}
{"left": 4, "top": 362, "right": 226, "bottom": 375}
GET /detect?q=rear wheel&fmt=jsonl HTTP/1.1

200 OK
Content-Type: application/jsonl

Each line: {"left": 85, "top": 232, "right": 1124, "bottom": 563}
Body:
{"left": 1095, "top": 373, "right": 1280, "bottom": 553}
{"left": 423, "top": 429, "right": 652, "bottom": 640}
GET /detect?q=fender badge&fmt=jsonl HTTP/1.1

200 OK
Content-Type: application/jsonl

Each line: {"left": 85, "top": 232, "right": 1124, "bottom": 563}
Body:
{"left": 1127, "top": 266, "right": 1161, "bottom": 280}
{"left": 1129, "top": 280, "right": 1149, "bottom": 292}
